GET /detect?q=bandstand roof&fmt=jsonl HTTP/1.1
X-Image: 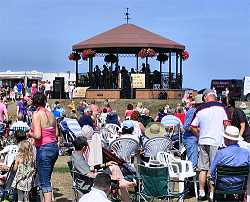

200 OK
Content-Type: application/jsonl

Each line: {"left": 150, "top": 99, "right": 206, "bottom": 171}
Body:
{"left": 72, "top": 24, "right": 185, "bottom": 54}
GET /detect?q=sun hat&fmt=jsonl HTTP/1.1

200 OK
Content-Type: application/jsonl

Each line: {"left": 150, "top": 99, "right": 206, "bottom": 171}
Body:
{"left": 194, "top": 94, "right": 203, "bottom": 104}
{"left": 223, "top": 125, "right": 240, "bottom": 141}
{"left": 122, "top": 120, "right": 134, "bottom": 129}
{"left": 240, "top": 102, "right": 247, "bottom": 109}
{"left": 203, "top": 89, "right": 217, "bottom": 97}
{"left": 145, "top": 122, "right": 166, "bottom": 138}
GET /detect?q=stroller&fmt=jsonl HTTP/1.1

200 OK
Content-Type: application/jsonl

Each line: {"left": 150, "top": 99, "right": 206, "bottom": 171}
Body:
{"left": 58, "top": 118, "right": 83, "bottom": 155}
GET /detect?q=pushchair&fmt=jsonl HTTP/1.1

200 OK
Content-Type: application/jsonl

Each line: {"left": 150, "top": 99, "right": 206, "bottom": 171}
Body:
{"left": 58, "top": 118, "right": 83, "bottom": 155}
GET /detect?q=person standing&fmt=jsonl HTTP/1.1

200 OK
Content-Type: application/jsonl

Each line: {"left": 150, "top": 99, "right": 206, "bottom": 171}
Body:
{"left": 0, "top": 97, "right": 8, "bottom": 123}
{"left": 29, "top": 92, "right": 59, "bottom": 202}
{"left": 190, "top": 89, "right": 228, "bottom": 200}
{"left": 227, "top": 98, "right": 250, "bottom": 142}
{"left": 17, "top": 81, "right": 23, "bottom": 98}
{"left": 183, "top": 94, "right": 203, "bottom": 169}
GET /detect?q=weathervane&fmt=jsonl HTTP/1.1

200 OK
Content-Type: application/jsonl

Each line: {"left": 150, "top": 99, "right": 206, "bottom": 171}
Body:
{"left": 124, "top": 8, "right": 131, "bottom": 24}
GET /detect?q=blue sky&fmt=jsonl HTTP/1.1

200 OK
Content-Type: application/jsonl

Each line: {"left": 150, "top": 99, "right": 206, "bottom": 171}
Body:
{"left": 0, "top": 0, "right": 250, "bottom": 89}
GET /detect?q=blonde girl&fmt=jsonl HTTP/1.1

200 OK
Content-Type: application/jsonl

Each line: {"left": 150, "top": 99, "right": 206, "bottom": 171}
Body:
{"left": 12, "top": 140, "right": 36, "bottom": 202}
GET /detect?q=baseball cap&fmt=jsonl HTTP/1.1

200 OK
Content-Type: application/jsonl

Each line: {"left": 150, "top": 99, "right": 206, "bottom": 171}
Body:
{"left": 122, "top": 120, "right": 134, "bottom": 129}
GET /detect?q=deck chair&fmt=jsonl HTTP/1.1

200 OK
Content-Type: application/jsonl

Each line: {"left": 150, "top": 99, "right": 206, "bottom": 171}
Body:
{"left": 67, "top": 161, "right": 94, "bottom": 202}
{"left": 143, "top": 137, "right": 172, "bottom": 165}
{"left": 213, "top": 165, "right": 249, "bottom": 202}
{"left": 136, "top": 164, "right": 186, "bottom": 202}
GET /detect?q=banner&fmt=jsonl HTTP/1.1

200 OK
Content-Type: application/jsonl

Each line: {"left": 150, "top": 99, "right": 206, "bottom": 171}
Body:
{"left": 131, "top": 74, "right": 145, "bottom": 88}
{"left": 73, "top": 87, "right": 89, "bottom": 98}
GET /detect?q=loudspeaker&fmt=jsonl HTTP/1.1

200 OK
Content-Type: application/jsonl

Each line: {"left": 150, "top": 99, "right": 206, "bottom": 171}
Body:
{"left": 53, "top": 77, "right": 64, "bottom": 99}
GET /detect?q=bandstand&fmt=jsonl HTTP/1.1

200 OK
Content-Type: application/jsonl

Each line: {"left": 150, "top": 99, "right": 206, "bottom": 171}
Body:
{"left": 70, "top": 23, "right": 188, "bottom": 99}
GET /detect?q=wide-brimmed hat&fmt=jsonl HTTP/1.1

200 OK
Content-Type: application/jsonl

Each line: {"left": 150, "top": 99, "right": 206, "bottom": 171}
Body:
{"left": 223, "top": 125, "right": 240, "bottom": 141}
{"left": 240, "top": 102, "right": 247, "bottom": 109}
{"left": 145, "top": 122, "right": 166, "bottom": 138}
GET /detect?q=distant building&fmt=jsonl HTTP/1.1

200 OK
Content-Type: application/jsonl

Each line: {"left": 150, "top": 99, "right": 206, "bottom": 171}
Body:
{"left": 0, "top": 70, "right": 76, "bottom": 89}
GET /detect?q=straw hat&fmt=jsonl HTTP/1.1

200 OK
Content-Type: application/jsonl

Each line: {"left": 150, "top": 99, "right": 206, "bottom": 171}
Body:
{"left": 240, "top": 102, "right": 247, "bottom": 109}
{"left": 223, "top": 126, "right": 240, "bottom": 141}
{"left": 145, "top": 122, "right": 166, "bottom": 138}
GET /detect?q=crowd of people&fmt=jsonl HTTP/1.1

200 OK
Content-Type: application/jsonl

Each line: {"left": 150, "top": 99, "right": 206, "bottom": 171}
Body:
{"left": 0, "top": 88, "right": 249, "bottom": 201}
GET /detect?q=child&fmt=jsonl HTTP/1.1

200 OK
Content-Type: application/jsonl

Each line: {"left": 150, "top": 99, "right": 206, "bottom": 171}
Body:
{"left": 12, "top": 140, "right": 36, "bottom": 202}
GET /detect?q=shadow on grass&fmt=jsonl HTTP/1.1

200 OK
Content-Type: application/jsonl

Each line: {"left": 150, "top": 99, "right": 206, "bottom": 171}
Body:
{"left": 53, "top": 187, "right": 73, "bottom": 202}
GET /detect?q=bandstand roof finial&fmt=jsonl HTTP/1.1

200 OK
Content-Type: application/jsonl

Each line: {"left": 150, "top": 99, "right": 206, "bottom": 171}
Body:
{"left": 124, "top": 8, "right": 131, "bottom": 24}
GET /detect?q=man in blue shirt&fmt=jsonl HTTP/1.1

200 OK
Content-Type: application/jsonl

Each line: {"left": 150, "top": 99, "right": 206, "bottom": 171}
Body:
{"left": 17, "top": 81, "right": 23, "bottom": 97}
{"left": 210, "top": 125, "right": 250, "bottom": 201}
{"left": 183, "top": 94, "right": 203, "bottom": 168}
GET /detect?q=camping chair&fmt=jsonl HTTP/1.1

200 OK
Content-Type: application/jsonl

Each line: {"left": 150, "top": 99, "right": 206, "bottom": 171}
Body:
{"left": 213, "top": 165, "right": 249, "bottom": 202}
{"left": 143, "top": 137, "right": 172, "bottom": 165}
{"left": 67, "top": 161, "right": 94, "bottom": 202}
{"left": 136, "top": 164, "right": 186, "bottom": 202}
{"left": 109, "top": 138, "right": 139, "bottom": 164}
{"left": 0, "top": 161, "right": 17, "bottom": 201}
{"left": 157, "top": 151, "right": 198, "bottom": 199}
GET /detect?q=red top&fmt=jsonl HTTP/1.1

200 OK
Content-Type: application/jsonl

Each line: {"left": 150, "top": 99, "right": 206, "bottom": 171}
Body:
{"left": 174, "top": 113, "right": 185, "bottom": 125}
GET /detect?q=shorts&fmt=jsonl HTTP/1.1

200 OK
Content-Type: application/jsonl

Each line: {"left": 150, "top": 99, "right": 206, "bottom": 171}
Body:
{"left": 36, "top": 142, "right": 59, "bottom": 193}
{"left": 198, "top": 145, "right": 219, "bottom": 171}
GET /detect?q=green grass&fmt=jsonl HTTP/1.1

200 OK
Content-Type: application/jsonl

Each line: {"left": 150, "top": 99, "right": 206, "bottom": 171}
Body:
{"left": 53, "top": 166, "right": 70, "bottom": 173}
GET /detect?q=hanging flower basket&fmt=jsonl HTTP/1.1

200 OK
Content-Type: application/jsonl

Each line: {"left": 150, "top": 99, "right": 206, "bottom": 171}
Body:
{"left": 104, "top": 54, "right": 118, "bottom": 63}
{"left": 81, "top": 49, "right": 96, "bottom": 60}
{"left": 138, "top": 48, "right": 156, "bottom": 58}
{"left": 182, "top": 50, "right": 189, "bottom": 61}
{"left": 68, "top": 52, "right": 81, "bottom": 61}
{"left": 156, "top": 54, "right": 168, "bottom": 63}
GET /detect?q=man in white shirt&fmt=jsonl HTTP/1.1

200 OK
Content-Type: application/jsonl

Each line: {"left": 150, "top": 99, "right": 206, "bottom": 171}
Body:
{"left": 78, "top": 173, "right": 111, "bottom": 202}
{"left": 190, "top": 89, "right": 228, "bottom": 200}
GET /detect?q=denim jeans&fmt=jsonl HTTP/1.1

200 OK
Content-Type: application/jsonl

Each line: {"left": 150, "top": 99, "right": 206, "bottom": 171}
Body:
{"left": 183, "top": 136, "right": 198, "bottom": 168}
{"left": 36, "top": 142, "right": 59, "bottom": 193}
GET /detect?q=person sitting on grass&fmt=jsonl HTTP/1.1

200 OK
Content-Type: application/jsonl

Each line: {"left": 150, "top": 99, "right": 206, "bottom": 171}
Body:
{"left": 71, "top": 136, "right": 136, "bottom": 202}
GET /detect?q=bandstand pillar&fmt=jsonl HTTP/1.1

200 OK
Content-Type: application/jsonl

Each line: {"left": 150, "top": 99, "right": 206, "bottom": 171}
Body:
{"left": 136, "top": 54, "right": 139, "bottom": 72}
{"left": 180, "top": 53, "right": 183, "bottom": 88}
{"left": 75, "top": 59, "right": 79, "bottom": 87}
{"left": 168, "top": 51, "right": 172, "bottom": 88}
{"left": 160, "top": 61, "right": 162, "bottom": 89}
{"left": 176, "top": 52, "right": 179, "bottom": 88}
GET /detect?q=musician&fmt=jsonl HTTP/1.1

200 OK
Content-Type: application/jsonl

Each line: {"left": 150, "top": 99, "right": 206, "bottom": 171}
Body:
{"left": 71, "top": 136, "right": 136, "bottom": 201}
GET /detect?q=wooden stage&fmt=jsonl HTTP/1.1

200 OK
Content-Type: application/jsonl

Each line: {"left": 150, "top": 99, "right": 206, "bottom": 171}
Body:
{"left": 85, "top": 89, "right": 185, "bottom": 99}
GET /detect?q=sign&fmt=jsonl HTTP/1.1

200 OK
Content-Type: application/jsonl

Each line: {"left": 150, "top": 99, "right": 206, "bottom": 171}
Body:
{"left": 131, "top": 74, "right": 145, "bottom": 88}
{"left": 73, "top": 87, "right": 89, "bottom": 98}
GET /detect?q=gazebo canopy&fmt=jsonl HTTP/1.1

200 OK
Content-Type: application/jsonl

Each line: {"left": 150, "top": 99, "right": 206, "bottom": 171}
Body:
{"left": 72, "top": 23, "right": 185, "bottom": 54}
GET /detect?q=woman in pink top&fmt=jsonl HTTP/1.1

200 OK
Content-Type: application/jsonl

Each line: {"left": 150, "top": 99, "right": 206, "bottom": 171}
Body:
{"left": 29, "top": 92, "right": 58, "bottom": 202}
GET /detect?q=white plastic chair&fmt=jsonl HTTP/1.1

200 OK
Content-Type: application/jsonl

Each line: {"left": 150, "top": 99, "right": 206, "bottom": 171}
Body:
{"left": 104, "top": 124, "right": 121, "bottom": 143}
{"left": 157, "top": 151, "right": 198, "bottom": 199}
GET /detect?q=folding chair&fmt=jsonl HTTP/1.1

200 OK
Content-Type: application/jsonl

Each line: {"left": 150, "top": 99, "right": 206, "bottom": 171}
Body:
{"left": 136, "top": 164, "right": 186, "bottom": 202}
{"left": 0, "top": 161, "right": 17, "bottom": 201}
{"left": 67, "top": 161, "right": 94, "bottom": 202}
{"left": 213, "top": 165, "right": 249, "bottom": 202}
